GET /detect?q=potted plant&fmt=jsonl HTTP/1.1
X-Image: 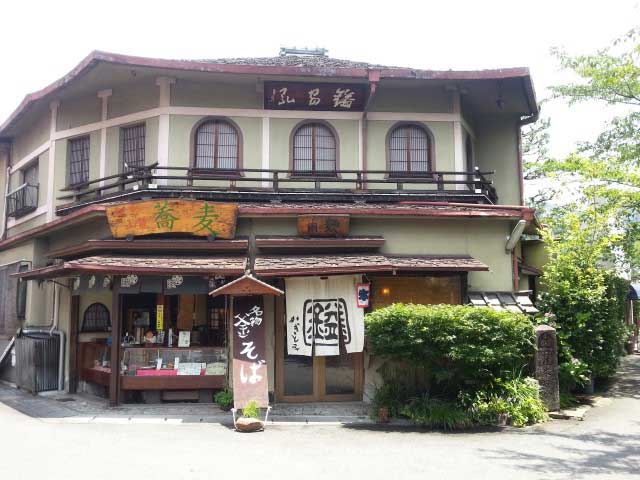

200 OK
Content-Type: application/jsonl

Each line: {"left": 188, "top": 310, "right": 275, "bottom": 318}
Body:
{"left": 214, "top": 390, "right": 233, "bottom": 411}
{"left": 234, "top": 400, "right": 264, "bottom": 433}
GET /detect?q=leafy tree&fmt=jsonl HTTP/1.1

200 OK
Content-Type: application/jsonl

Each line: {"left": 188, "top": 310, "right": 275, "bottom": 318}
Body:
{"left": 544, "top": 27, "right": 640, "bottom": 272}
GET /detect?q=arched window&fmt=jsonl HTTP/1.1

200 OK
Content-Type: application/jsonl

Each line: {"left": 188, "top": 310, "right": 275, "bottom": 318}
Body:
{"left": 387, "top": 124, "right": 432, "bottom": 176}
{"left": 82, "top": 303, "right": 111, "bottom": 333}
{"left": 194, "top": 119, "right": 240, "bottom": 171}
{"left": 292, "top": 122, "right": 337, "bottom": 176}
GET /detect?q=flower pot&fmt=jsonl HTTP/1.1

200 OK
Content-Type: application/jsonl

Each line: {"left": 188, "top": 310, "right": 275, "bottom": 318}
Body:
{"left": 235, "top": 417, "right": 264, "bottom": 432}
{"left": 378, "top": 407, "right": 390, "bottom": 423}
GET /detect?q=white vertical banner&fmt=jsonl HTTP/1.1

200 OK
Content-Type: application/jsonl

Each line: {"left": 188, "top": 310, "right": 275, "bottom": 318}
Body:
{"left": 285, "top": 275, "right": 364, "bottom": 357}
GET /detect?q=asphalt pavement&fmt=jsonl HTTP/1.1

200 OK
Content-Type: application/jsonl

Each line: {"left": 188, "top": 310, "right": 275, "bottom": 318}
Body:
{"left": 1, "top": 355, "right": 639, "bottom": 480}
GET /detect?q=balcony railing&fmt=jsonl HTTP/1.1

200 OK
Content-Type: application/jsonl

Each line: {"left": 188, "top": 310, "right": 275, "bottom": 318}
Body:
{"left": 56, "top": 163, "right": 498, "bottom": 213}
{"left": 6, "top": 183, "right": 39, "bottom": 218}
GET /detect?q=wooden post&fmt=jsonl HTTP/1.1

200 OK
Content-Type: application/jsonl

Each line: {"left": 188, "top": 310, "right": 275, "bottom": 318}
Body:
{"left": 109, "top": 287, "right": 121, "bottom": 406}
{"left": 68, "top": 295, "right": 80, "bottom": 394}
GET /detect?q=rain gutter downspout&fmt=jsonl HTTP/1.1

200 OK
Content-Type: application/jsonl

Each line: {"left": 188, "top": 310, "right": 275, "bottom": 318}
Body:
{"left": 361, "top": 70, "right": 380, "bottom": 189}
{"left": 513, "top": 107, "right": 540, "bottom": 291}
{"left": 1, "top": 144, "right": 11, "bottom": 241}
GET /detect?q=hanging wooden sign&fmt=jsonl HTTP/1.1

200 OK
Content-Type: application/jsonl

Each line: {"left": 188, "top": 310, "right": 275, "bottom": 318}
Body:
{"left": 106, "top": 200, "right": 238, "bottom": 239}
{"left": 232, "top": 296, "right": 269, "bottom": 409}
{"left": 264, "top": 81, "right": 367, "bottom": 111}
{"left": 297, "top": 214, "right": 350, "bottom": 237}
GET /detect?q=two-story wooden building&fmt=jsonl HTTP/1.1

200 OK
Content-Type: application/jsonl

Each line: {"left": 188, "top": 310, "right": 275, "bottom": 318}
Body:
{"left": 0, "top": 49, "right": 541, "bottom": 406}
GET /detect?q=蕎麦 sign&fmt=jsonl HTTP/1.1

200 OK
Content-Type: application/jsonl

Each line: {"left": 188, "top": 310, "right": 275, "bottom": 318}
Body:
{"left": 106, "top": 200, "right": 238, "bottom": 239}
{"left": 264, "top": 82, "right": 367, "bottom": 111}
{"left": 232, "top": 296, "right": 269, "bottom": 409}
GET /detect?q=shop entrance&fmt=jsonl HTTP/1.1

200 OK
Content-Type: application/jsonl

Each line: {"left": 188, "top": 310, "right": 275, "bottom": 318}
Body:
{"left": 275, "top": 309, "right": 363, "bottom": 402}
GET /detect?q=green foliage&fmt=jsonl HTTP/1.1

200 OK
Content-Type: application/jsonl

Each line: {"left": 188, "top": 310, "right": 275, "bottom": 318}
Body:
{"left": 365, "top": 304, "right": 536, "bottom": 397}
{"left": 372, "top": 378, "right": 413, "bottom": 419}
{"left": 461, "top": 377, "right": 548, "bottom": 428}
{"left": 537, "top": 213, "right": 630, "bottom": 381}
{"left": 241, "top": 400, "right": 260, "bottom": 419}
{"left": 559, "top": 392, "right": 580, "bottom": 410}
{"left": 401, "top": 396, "right": 471, "bottom": 430}
{"left": 214, "top": 390, "right": 233, "bottom": 409}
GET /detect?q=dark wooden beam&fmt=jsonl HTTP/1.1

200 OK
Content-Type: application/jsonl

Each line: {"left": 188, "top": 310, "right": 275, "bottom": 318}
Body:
{"left": 255, "top": 236, "right": 385, "bottom": 250}
{"left": 109, "top": 287, "right": 121, "bottom": 406}
{"left": 47, "top": 238, "right": 250, "bottom": 259}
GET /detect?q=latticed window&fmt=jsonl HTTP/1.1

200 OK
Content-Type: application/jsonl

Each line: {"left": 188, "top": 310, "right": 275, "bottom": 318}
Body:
{"left": 194, "top": 120, "right": 239, "bottom": 170}
{"left": 68, "top": 136, "right": 90, "bottom": 185}
{"left": 122, "top": 124, "right": 146, "bottom": 172}
{"left": 293, "top": 123, "right": 337, "bottom": 175}
{"left": 388, "top": 124, "right": 431, "bottom": 176}
{"left": 22, "top": 161, "right": 39, "bottom": 186}
{"left": 82, "top": 303, "right": 111, "bottom": 333}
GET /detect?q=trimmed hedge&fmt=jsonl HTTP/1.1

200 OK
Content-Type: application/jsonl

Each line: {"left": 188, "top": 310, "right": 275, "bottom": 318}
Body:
{"left": 365, "top": 304, "right": 536, "bottom": 395}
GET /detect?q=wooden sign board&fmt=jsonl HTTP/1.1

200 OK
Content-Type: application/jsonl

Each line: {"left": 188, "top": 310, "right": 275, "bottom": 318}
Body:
{"left": 106, "top": 200, "right": 238, "bottom": 239}
{"left": 232, "top": 296, "right": 269, "bottom": 409}
{"left": 297, "top": 214, "right": 350, "bottom": 237}
{"left": 264, "top": 81, "right": 367, "bottom": 111}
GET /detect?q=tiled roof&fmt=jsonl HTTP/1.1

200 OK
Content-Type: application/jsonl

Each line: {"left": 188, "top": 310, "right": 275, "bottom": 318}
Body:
{"left": 386, "top": 255, "right": 489, "bottom": 271}
{"left": 189, "top": 55, "right": 395, "bottom": 70}
{"left": 15, "top": 255, "right": 247, "bottom": 279}
{"left": 255, "top": 253, "right": 488, "bottom": 277}
{"left": 239, "top": 202, "right": 533, "bottom": 219}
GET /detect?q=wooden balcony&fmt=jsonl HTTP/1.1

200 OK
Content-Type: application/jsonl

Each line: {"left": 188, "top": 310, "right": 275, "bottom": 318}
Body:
{"left": 56, "top": 164, "right": 498, "bottom": 215}
{"left": 6, "top": 183, "right": 39, "bottom": 218}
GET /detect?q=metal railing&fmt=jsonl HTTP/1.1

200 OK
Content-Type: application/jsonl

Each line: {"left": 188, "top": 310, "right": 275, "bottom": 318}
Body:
{"left": 57, "top": 163, "right": 498, "bottom": 207}
{"left": 6, "top": 183, "right": 39, "bottom": 218}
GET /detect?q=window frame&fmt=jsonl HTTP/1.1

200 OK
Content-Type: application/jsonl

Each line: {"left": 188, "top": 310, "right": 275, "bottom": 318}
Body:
{"left": 21, "top": 159, "right": 39, "bottom": 187}
{"left": 289, "top": 120, "right": 340, "bottom": 178}
{"left": 67, "top": 135, "right": 91, "bottom": 187}
{"left": 190, "top": 117, "right": 243, "bottom": 175}
{"left": 120, "top": 123, "right": 146, "bottom": 174}
{"left": 385, "top": 122, "right": 435, "bottom": 178}
{"left": 81, "top": 303, "right": 111, "bottom": 333}
{"left": 16, "top": 264, "right": 29, "bottom": 320}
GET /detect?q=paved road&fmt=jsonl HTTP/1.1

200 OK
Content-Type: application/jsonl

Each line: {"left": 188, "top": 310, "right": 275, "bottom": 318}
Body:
{"left": 1, "top": 356, "right": 639, "bottom": 480}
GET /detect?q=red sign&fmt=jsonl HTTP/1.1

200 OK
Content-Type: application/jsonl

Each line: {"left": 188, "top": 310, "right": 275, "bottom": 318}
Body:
{"left": 232, "top": 296, "right": 269, "bottom": 409}
{"left": 264, "top": 82, "right": 367, "bottom": 111}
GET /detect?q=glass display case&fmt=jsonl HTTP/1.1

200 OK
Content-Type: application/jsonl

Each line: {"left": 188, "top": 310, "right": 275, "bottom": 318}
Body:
{"left": 120, "top": 346, "right": 227, "bottom": 391}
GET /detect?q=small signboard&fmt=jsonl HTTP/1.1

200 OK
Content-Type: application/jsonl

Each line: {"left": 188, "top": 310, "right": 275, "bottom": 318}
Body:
{"left": 264, "top": 82, "right": 367, "bottom": 111}
{"left": 156, "top": 304, "right": 164, "bottom": 330}
{"left": 297, "top": 214, "right": 350, "bottom": 237}
{"left": 106, "top": 200, "right": 238, "bottom": 239}
{"left": 232, "top": 296, "right": 269, "bottom": 409}
{"left": 356, "top": 283, "right": 371, "bottom": 308}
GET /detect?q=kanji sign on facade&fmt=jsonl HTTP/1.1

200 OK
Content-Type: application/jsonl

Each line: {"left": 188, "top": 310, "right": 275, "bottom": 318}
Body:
{"left": 106, "top": 200, "right": 238, "bottom": 239}
{"left": 297, "top": 214, "right": 350, "bottom": 237}
{"left": 232, "top": 296, "right": 269, "bottom": 409}
{"left": 264, "top": 82, "right": 367, "bottom": 111}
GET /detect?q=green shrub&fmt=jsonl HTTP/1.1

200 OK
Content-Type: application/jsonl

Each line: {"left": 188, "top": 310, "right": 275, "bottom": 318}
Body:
{"left": 241, "top": 400, "right": 260, "bottom": 419}
{"left": 365, "top": 304, "right": 536, "bottom": 397}
{"left": 214, "top": 390, "right": 233, "bottom": 410}
{"left": 401, "top": 396, "right": 470, "bottom": 430}
{"left": 372, "top": 380, "right": 413, "bottom": 419}
{"left": 538, "top": 218, "right": 630, "bottom": 382}
{"left": 462, "top": 377, "right": 547, "bottom": 427}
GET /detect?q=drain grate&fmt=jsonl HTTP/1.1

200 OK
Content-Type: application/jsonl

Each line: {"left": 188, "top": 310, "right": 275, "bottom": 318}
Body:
{"left": 55, "top": 397, "right": 76, "bottom": 403}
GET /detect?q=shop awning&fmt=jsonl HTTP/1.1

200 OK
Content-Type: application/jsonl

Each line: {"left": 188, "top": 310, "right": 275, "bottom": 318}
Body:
{"left": 13, "top": 255, "right": 247, "bottom": 280}
{"left": 254, "top": 253, "right": 489, "bottom": 277}
{"left": 468, "top": 291, "right": 539, "bottom": 314}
